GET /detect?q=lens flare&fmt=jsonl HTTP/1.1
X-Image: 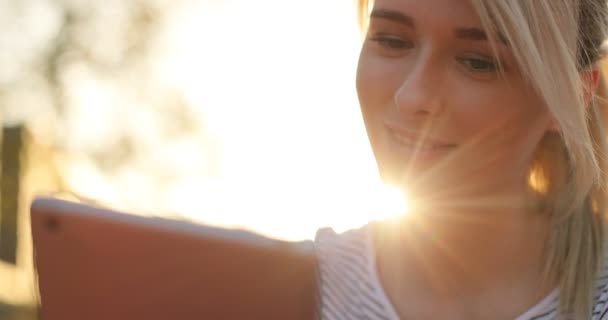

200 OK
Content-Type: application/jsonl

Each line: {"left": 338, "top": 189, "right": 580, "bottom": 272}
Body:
{"left": 376, "top": 184, "right": 411, "bottom": 220}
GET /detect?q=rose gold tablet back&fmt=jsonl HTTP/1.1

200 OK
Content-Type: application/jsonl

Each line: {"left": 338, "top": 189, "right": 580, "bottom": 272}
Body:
{"left": 30, "top": 197, "right": 319, "bottom": 320}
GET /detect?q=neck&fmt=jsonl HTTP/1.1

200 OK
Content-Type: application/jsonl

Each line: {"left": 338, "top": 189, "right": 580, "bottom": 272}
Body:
{"left": 374, "top": 189, "right": 554, "bottom": 318}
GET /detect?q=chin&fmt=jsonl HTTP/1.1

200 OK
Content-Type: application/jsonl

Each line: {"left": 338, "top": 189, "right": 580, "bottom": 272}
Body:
{"left": 377, "top": 163, "right": 409, "bottom": 190}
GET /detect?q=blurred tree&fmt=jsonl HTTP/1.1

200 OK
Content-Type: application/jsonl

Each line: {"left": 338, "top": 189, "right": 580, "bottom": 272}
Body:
{"left": 0, "top": 0, "right": 222, "bottom": 207}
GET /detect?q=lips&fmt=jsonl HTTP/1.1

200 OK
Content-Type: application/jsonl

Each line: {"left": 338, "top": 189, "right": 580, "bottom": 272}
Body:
{"left": 385, "top": 125, "right": 456, "bottom": 151}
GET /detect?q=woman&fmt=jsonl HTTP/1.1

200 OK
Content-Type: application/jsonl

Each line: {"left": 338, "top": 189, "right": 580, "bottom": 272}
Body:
{"left": 314, "top": 0, "right": 608, "bottom": 319}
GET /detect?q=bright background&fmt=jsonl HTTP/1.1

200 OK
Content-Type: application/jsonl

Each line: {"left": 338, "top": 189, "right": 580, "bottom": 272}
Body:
{"left": 0, "top": 0, "right": 407, "bottom": 244}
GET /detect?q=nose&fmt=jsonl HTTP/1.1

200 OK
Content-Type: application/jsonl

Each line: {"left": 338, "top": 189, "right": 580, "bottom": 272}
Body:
{"left": 393, "top": 53, "right": 443, "bottom": 117}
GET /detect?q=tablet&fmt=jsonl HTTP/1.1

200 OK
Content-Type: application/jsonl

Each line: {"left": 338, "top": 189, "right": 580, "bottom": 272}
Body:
{"left": 30, "top": 197, "right": 319, "bottom": 320}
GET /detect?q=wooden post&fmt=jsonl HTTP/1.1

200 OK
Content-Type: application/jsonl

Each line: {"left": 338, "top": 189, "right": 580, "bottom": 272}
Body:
{"left": 0, "top": 125, "right": 23, "bottom": 264}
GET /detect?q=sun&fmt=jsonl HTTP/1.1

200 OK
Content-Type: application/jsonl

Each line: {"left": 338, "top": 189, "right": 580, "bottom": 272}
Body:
{"left": 377, "top": 184, "right": 412, "bottom": 220}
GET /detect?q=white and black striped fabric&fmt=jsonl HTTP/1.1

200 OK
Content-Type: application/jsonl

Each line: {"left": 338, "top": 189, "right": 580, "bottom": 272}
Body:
{"left": 314, "top": 224, "right": 608, "bottom": 320}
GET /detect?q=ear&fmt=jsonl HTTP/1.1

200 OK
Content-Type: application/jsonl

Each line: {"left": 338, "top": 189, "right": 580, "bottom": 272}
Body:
{"left": 549, "top": 65, "right": 601, "bottom": 132}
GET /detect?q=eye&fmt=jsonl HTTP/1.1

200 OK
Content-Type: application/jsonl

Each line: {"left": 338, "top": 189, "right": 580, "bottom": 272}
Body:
{"left": 457, "top": 56, "right": 499, "bottom": 73}
{"left": 370, "top": 33, "right": 414, "bottom": 51}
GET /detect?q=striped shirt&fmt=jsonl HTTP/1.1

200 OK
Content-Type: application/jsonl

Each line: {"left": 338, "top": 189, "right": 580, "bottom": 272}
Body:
{"left": 314, "top": 224, "right": 608, "bottom": 320}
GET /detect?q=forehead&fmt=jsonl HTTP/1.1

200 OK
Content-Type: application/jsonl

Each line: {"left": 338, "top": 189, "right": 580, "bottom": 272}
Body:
{"left": 371, "top": 0, "right": 483, "bottom": 28}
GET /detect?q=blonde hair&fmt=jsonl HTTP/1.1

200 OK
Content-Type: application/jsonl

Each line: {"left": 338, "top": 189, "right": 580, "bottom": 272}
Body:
{"left": 357, "top": 0, "right": 608, "bottom": 318}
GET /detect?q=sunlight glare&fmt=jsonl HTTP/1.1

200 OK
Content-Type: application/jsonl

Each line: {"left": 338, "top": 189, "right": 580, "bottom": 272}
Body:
{"left": 378, "top": 184, "right": 411, "bottom": 220}
{"left": 60, "top": 0, "right": 402, "bottom": 241}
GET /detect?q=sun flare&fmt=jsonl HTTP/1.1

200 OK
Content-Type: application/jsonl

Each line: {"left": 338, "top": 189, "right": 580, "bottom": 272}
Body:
{"left": 377, "top": 184, "right": 411, "bottom": 219}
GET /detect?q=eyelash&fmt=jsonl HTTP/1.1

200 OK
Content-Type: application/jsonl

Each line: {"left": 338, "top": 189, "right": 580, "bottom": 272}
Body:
{"left": 456, "top": 56, "right": 499, "bottom": 73}
{"left": 370, "top": 34, "right": 501, "bottom": 74}
{"left": 370, "top": 35, "right": 414, "bottom": 50}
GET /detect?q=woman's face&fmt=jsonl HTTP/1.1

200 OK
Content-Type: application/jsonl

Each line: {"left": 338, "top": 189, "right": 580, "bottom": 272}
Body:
{"left": 357, "top": 0, "right": 554, "bottom": 197}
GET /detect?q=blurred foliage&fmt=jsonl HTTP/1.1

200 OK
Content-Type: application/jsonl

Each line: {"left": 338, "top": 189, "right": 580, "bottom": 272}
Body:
{"left": 0, "top": 0, "right": 220, "bottom": 194}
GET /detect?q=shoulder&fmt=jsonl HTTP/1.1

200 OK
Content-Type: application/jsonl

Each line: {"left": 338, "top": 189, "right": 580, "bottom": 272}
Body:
{"left": 591, "top": 256, "right": 608, "bottom": 319}
{"left": 315, "top": 226, "right": 370, "bottom": 249}
{"left": 314, "top": 225, "right": 373, "bottom": 272}
{"left": 313, "top": 224, "right": 397, "bottom": 320}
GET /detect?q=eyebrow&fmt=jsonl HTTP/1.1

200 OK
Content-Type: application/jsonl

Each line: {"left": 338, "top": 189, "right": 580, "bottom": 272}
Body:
{"left": 370, "top": 9, "right": 415, "bottom": 28}
{"left": 454, "top": 28, "right": 488, "bottom": 41}
{"left": 370, "top": 9, "right": 508, "bottom": 45}
{"left": 454, "top": 27, "right": 508, "bottom": 45}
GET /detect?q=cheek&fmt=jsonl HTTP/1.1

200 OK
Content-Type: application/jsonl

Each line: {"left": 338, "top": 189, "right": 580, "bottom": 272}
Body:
{"left": 356, "top": 50, "right": 402, "bottom": 117}
{"left": 449, "top": 82, "right": 551, "bottom": 164}
{"left": 450, "top": 76, "right": 545, "bottom": 129}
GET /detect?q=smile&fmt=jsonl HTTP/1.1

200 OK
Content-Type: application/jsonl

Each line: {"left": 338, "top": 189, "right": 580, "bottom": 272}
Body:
{"left": 386, "top": 126, "right": 456, "bottom": 152}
